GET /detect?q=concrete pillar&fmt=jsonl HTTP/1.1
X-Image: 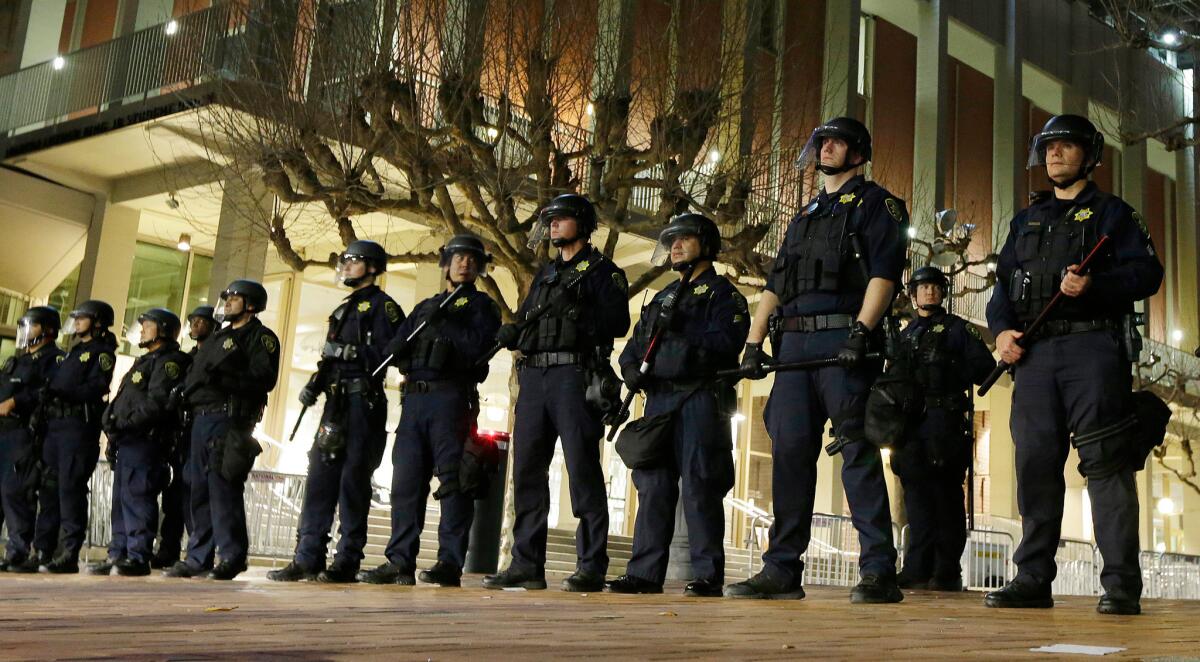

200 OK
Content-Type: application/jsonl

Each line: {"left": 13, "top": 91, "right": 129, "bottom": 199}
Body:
{"left": 0, "top": 1, "right": 34, "bottom": 75}
{"left": 992, "top": 0, "right": 1023, "bottom": 249}
{"left": 1137, "top": 469, "right": 1153, "bottom": 551}
{"left": 767, "top": 0, "right": 789, "bottom": 188}
{"left": 911, "top": 0, "right": 948, "bottom": 237}
{"left": 1173, "top": 140, "right": 1199, "bottom": 352}
{"left": 984, "top": 379, "right": 1018, "bottom": 520}
{"left": 1182, "top": 477, "right": 1200, "bottom": 554}
{"left": 1120, "top": 142, "right": 1147, "bottom": 214}
{"left": 209, "top": 177, "right": 270, "bottom": 303}
{"left": 18, "top": 0, "right": 67, "bottom": 68}
{"left": 75, "top": 201, "right": 140, "bottom": 335}
{"left": 821, "top": 0, "right": 860, "bottom": 121}
{"left": 713, "top": 1, "right": 760, "bottom": 168}
{"left": 1062, "top": 0, "right": 1091, "bottom": 117}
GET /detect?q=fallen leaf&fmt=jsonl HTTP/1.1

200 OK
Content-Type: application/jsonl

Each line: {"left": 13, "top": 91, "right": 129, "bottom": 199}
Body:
{"left": 204, "top": 606, "right": 238, "bottom": 612}
{"left": 658, "top": 611, "right": 677, "bottom": 617}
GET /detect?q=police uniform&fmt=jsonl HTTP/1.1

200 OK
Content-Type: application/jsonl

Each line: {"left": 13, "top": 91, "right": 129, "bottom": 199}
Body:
{"left": 153, "top": 342, "right": 200, "bottom": 567}
{"left": 757, "top": 174, "right": 907, "bottom": 587}
{"left": 104, "top": 342, "right": 191, "bottom": 569}
{"left": 376, "top": 283, "right": 500, "bottom": 582}
{"left": 177, "top": 316, "right": 280, "bottom": 576}
{"left": 617, "top": 268, "right": 748, "bottom": 590}
{"left": 0, "top": 344, "right": 63, "bottom": 568}
{"left": 34, "top": 333, "right": 116, "bottom": 566}
{"left": 287, "top": 284, "right": 402, "bottom": 579}
{"left": 986, "top": 181, "right": 1162, "bottom": 603}
{"left": 503, "top": 244, "right": 630, "bottom": 584}
{"left": 891, "top": 309, "right": 993, "bottom": 587}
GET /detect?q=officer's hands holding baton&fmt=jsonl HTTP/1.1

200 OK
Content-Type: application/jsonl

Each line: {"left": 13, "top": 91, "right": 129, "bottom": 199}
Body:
{"left": 1059, "top": 264, "right": 1092, "bottom": 297}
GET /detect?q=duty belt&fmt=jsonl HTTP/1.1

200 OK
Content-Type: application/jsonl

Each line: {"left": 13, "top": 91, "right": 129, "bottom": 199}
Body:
{"left": 402, "top": 379, "right": 470, "bottom": 395}
{"left": 330, "top": 377, "right": 374, "bottom": 395}
{"left": 1029, "top": 318, "right": 1118, "bottom": 340}
{"left": 925, "top": 393, "right": 967, "bottom": 410}
{"left": 520, "top": 351, "right": 584, "bottom": 369}
{"left": 777, "top": 313, "right": 855, "bottom": 333}
{"left": 192, "top": 403, "right": 228, "bottom": 416}
{"left": 45, "top": 400, "right": 87, "bottom": 420}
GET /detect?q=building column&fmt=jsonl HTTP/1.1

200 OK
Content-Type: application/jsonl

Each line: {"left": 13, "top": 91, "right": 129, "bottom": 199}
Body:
{"left": 992, "top": 0, "right": 1023, "bottom": 249}
{"left": 821, "top": 0, "right": 860, "bottom": 121}
{"left": 1182, "top": 477, "right": 1200, "bottom": 554}
{"left": 209, "top": 177, "right": 270, "bottom": 303}
{"left": 983, "top": 380, "right": 1018, "bottom": 520}
{"left": 911, "top": 0, "right": 949, "bottom": 238}
{"left": 17, "top": 0, "right": 67, "bottom": 69}
{"left": 1173, "top": 137, "right": 1199, "bottom": 352}
{"left": 75, "top": 200, "right": 139, "bottom": 334}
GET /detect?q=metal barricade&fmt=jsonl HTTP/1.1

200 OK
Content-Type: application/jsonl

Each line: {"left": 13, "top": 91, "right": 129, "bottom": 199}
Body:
{"left": 962, "top": 529, "right": 1014, "bottom": 591}
{"left": 804, "top": 513, "right": 863, "bottom": 587}
{"left": 243, "top": 470, "right": 308, "bottom": 559}
{"left": 1052, "top": 538, "right": 1101, "bottom": 596}
{"left": 1142, "top": 551, "right": 1200, "bottom": 600}
{"left": 84, "top": 461, "right": 116, "bottom": 555}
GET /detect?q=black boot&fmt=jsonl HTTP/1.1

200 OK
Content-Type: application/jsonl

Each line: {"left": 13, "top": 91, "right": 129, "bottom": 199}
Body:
{"left": 851, "top": 573, "right": 904, "bottom": 604}
{"left": 724, "top": 568, "right": 805, "bottom": 600}
{"left": 896, "top": 571, "right": 930, "bottom": 590}
{"left": 562, "top": 570, "right": 605, "bottom": 592}
{"left": 359, "top": 562, "right": 415, "bottom": 586}
{"left": 482, "top": 567, "right": 547, "bottom": 590}
{"left": 418, "top": 561, "right": 463, "bottom": 587}
{"left": 1097, "top": 592, "right": 1141, "bottom": 615}
{"left": 163, "top": 561, "right": 209, "bottom": 578}
{"left": 88, "top": 557, "right": 122, "bottom": 576}
{"left": 206, "top": 560, "right": 247, "bottom": 581}
{"left": 116, "top": 558, "right": 152, "bottom": 577}
{"left": 6, "top": 555, "right": 41, "bottom": 574}
{"left": 267, "top": 562, "right": 319, "bottom": 582}
{"left": 150, "top": 553, "right": 179, "bottom": 570}
{"left": 984, "top": 578, "right": 1053, "bottom": 609}
{"left": 605, "top": 574, "right": 663, "bottom": 594}
{"left": 684, "top": 579, "right": 724, "bottom": 598}
{"left": 45, "top": 555, "right": 80, "bottom": 574}
{"left": 317, "top": 561, "right": 359, "bottom": 584}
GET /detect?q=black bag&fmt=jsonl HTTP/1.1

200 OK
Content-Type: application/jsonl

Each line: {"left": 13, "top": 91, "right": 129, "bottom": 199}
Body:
{"left": 865, "top": 362, "right": 924, "bottom": 449}
{"left": 1128, "top": 390, "right": 1171, "bottom": 471}
{"left": 218, "top": 426, "right": 262, "bottom": 483}
{"left": 615, "top": 411, "right": 675, "bottom": 470}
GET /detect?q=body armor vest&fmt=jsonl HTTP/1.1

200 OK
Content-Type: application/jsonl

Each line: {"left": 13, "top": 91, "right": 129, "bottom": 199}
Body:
{"left": 518, "top": 264, "right": 588, "bottom": 353}
{"left": 774, "top": 184, "right": 868, "bottom": 304}
{"left": 1009, "top": 193, "right": 1110, "bottom": 322}
{"left": 906, "top": 320, "right": 959, "bottom": 399}
{"left": 396, "top": 303, "right": 452, "bottom": 373}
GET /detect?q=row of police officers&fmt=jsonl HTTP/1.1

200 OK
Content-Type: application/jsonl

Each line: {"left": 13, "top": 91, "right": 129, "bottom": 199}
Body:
{"left": 0, "top": 111, "right": 1162, "bottom": 616}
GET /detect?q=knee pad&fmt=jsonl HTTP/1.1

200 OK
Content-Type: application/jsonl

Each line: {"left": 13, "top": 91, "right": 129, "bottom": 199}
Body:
{"left": 1072, "top": 415, "right": 1137, "bottom": 479}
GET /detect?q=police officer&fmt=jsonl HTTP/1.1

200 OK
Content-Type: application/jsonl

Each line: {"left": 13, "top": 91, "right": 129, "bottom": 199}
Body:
{"left": 268, "top": 241, "right": 403, "bottom": 583}
{"left": 484, "top": 193, "right": 631, "bottom": 592}
{"left": 98, "top": 309, "right": 191, "bottom": 576}
{"left": 32, "top": 300, "right": 117, "bottom": 574}
{"left": 360, "top": 234, "right": 501, "bottom": 586}
{"left": 153, "top": 305, "right": 216, "bottom": 568}
{"left": 726, "top": 117, "right": 907, "bottom": 602}
{"left": 984, "top": 115, "right": 1162, "bottom": 615}
{"left": 608, "top": 213, "right": 748, "bottom": 597}
{"left": 165, "top": 280, "right": 280, "bottom": 580}
{"left": 890, "top": 267, "right": 993, "bottom": 591}
{"left": 0, "top": 307, "right": 64, "bottom": 572}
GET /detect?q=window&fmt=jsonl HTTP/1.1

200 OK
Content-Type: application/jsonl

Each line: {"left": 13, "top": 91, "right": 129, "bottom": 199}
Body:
{"left": 48, "top": 264, "right": 81, "bottom": 316}
{"left": 121, "top": 241, "right": 211, "bottom": 355}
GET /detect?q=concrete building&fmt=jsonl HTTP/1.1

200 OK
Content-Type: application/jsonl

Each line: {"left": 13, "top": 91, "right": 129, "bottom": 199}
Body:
{"left": 0, "top": 0, "right": 1197, "bottom": 570}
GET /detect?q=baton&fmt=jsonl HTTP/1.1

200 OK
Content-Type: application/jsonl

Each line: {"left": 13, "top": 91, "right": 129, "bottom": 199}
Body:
{"left": 977, "top": 235, "right": 1110, "bottom": 396}
{"left": 289, "top": 405, "right": 307, "bottom": 442}
{"left": 372, "top": 283, "right": 466, "bottom": 378}
{"left": 715, "top": 352, "right": 884, "bottom": 379}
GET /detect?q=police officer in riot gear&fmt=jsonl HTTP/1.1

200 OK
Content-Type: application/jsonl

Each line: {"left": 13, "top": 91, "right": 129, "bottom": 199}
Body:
{"left": 726, "top": 117, "right": 907, "bottom": 603}
{"left": 166, "top": 280, "right": 280, "bottom": 580}
{"left": 0, "top": 307, "right": 64, "bottom": 572}
{"left": 268, "top": 241, "right": 403, "bottom": 583}
{"left": 890, "top": 267, "right": 993, "bottom": 591}
{"left": 985, "top": 114, "right": 1162, "bottom": 615}
{"left": 360, "top": 234, "right": 501, "bottom": 587}
{"left": 484, "top": 193, "right": 631, "bottom": 592}
{"left": 608, "top": 213, "right": 748, "bottom": 597}
{"left": 98, "top": 309, "right": 191, "bottom": 576}
{"left": 152, "top": 305, "right": 216, "bottom": 568}
{"left": 31, "top": 299, "right": 117, "bottom": 574}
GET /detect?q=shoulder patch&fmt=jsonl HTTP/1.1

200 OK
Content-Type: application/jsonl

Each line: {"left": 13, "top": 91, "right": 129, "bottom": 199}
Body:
{"left": 1132, "top": 211, "right": 1150, "bottom": 236}
{"left": 261, "top": 334, "right": 278, "bottom": 353}
{"left": 385, "top": 301, "right": 401, "bottom": 323}
{"left": 99, "top": 353, "right": 113, "bottom": 372}
{"left": 612, "top": 271, "right": 628, "bottom": 293}
{"left": 967, "top": 325, "right": 982, "bottom": 340}
{"left": 164, "top": 361, "right": 180, "bottom": 379}
{"left": 885, "top": 198, "right": 904, "bottom": 222}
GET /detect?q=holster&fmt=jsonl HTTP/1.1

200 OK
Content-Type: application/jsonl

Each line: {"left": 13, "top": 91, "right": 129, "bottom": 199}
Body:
{"left": 217, "top": 423, "right": 261, "bottom": 483}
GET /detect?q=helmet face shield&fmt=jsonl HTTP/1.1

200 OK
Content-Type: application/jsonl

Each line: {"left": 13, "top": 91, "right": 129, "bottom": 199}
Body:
{"left": 1027, "top": 131, "right": 1082, "bottom": 168}
{"left": 16, "top": 318, "right": 35, "bottom": 350}
{"left": 335, "top": 253, "right": 369, "bottom": 286}
{"left": 794, "top": 128, "right": 828, "bottom": 173}
{"left": 214, "top": 290, "right": 242, "bottom": 325}
{"left": 651, "top": 227, "right": 699, "bottom": 267}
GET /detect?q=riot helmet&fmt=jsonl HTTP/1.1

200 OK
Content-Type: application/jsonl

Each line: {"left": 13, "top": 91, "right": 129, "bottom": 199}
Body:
{"left": 66, "top": 299, "right": 115, "bottom": 344}
{"left": 439, "top": 234, "right": 491, "bottom": 282}
{"left": 215, "top": 279, "right": 267, "bottom": 324}
{"left": 136, "top": 308, "right": 182, "bottom": 348}
{"left": 528, "top": 194, "right": 597, "bottom": 248}
{"left": 336, "top": 239, "right": 388, "bottom": 287}
{"left": 16, "top": 306, "right": 61, "bottom": 350}
{"left": 907, "top": 265, "right": 949, "bottom": 311}
{"left": 796, "top": 117, "right": 872, "bottom": 175}
{"left": 1027, "top": 114, "right": 1104, "bottom": 188}
{"left": 651, "top": 213, "right": 722, "bottom": 272}
{"left": 187, "top": 305, "right": 216, "bottom": 342}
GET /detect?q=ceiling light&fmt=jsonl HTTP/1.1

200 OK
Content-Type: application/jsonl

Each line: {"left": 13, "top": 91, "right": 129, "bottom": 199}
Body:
{"left": 1157, "top": 496, "right": 1176, "bottom": 515}
{"left": 165, "top": 20, "right": 179, "bottom": 36}
{"left": 52, "top": 56, "right": 65, "bottom": 70}
{"left": 1162, "top": 31, "right": 1180, "bottom": 46}
{"left": 177, "top": 233, "right": 191, "bottom": 252}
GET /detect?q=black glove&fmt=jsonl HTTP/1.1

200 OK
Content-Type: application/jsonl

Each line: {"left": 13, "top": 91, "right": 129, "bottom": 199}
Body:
{"left": 495, "top": 324, "right": 521, "bottom": 350}
{"left": 104, "top": 442, "right": 118, "bottom": 464}
{"left": 837, "top": 322, "right": 871, "bottom": 368}
{"left": 622, "top": 364, "right": 646, "bottom": 392}
{"left": 740, "top": 343, "right": 771, "bottom": 380}
{"left": 298, "top": 372, "right": 322, "bottom": 407}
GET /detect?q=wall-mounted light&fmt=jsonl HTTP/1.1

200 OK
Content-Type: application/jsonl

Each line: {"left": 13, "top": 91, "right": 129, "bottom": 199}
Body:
{"left": 1172, "top": 328, "right": 1185, "bottom": 343}
{"left": 177, "top": 233, "right": 191, "bottom": 252}
{"left": 1156, "top": 496, "right": 1176, "bottom": 516}
{"left": 708, "top": 149, "right": 720, "bottom": 163}
{"left": 1162, "top": 31, "right": 1180, "bottom": 46}
{"left": 52, "top": 56, "right": 65, "bottom": 71}
{"left": 985, "top": 253, "right": 999, "bottom": 274}
{"left": 906, "top": 226, "right": 918, "bottom": 239}
{"left": 165, "top": 20, "right": 179, "bottom": 36}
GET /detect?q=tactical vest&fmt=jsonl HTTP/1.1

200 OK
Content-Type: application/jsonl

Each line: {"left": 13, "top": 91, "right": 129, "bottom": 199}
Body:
{"left": 905, "top": 319, "right": 960, "bottom": 399}
{"left": 518, "top": 258, "right": 599, "bottom": 353}
{"left": 396, "top": 299, "right": 452, "bottom": 373}
{"left": 0, "top": 355, "right": 21, "bottom": 403}
{"left": 1009, "top": 193, "right": 1110, "bottom": 322}
{"left": 773, "top": 184, "right": 868, "bottom": 304}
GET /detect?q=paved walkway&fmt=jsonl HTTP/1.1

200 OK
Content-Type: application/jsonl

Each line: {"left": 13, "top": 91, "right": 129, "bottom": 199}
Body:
{"left": 0, "top": 569, "right": 1197, "bottom": 660}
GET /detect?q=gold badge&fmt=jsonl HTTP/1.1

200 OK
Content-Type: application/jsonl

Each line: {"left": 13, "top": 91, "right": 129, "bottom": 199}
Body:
{"left": 385, "top": 301, "right": 401, "bottom": 323}
{"left": 453, "top": 297, "right": 469, "bottom": 308}
{"left": 839, "top": 193, "right": 857, "bottom": 204}
{"left": 222, "top": 338, "right": 235, "bottom": 351}
{"left": 164, "top": 362, "right": 180, "bottom": 379}
{"left": 1074, "top": 208, "right": 1094, "bottom": 222}
{"left": 56, "top": 355, "right": 65, "bottom": 364}
{"left": 357, "top": 301, "right": 371, "bottom": 313}
{"left": 79, "top": 351, "right": 91, "bottom": 363}
{"left": 575, "top": 260, "right": 590, "bottom": 272}
{"left": 932, "top": 324, "right": 945, "bottom": 333}
{"left": 131, "top": 372, "right": 143, "bottom": 384}
{"left": 885, "top": 198, "right": 904, "bottom": 222}
{"left": 693, "top": 284, "right": 710, "bottom": 295}
{"left": 99, "top": 353, "right": 113, "bottom": 372}
{"left": 261, "top": 335, "right": 278, "bottom": 353}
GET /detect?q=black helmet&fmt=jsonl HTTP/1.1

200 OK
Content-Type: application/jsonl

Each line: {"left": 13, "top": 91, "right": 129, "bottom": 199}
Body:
{"left": 907, "top": 266, "right": 949, "bottom": 293}
{"left": 341, "top": 239, "right": 389, "bottom": 271}
{"left": 187, "top": 305, "right": 216, "bottom": 324}
{"left": 70, "top": 300, "right": 115, "bottom": 328}
{"left": 137, "top": 308, "right": 182, "bottom": 344}
{"left": 440, "top": 234, "right": 491, "bottom": 271}
{"left": 796, "top": 116, "right": 872, "bottom": 175}
{"left": 220, "top": 279, "right": 268, "bottom": 312}
{"left": 652, "top": 213, "right": 722, "bottom": 270}
{"left": 1028, "top": 114, "right": 1104, "bottom": 185}
{"left": 529, "top": 193, "right": 597, "bottom": 247}
{"left": 20, "top": 306, "right": 62, "bottom": 333}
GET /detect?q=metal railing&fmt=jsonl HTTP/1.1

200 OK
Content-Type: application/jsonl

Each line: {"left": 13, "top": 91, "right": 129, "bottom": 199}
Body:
{"left": 1053, "top": 538, "right": 1102, "bottom": 597}
{"left": 1142, "top": 551, "right": 1200, "bottom": 600}
{"left": 962, "top": 529, "right": 1014, "bottom": 591}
